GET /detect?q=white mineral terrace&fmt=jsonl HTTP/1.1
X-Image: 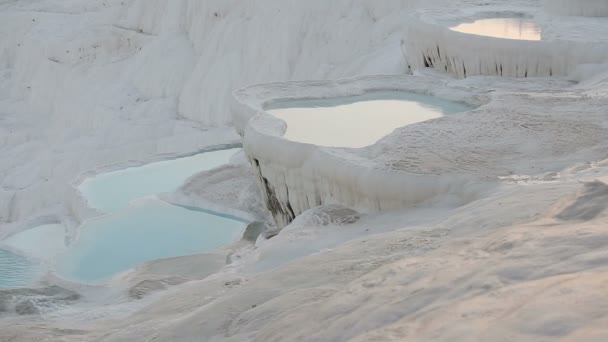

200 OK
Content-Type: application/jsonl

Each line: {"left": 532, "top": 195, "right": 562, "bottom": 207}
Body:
{"left": 2, "top": 0, "right": 608, "bottom": 341}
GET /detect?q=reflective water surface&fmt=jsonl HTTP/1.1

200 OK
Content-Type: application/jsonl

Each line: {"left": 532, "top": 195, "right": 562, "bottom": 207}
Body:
{"left": 1, "top": 148, "right": 246, "bottom": 286}
{"left": 450, "top": 17, "right": 542, "bottom": 41}
{"left": 267, "top": 91, "right": 472, "bottom": 148}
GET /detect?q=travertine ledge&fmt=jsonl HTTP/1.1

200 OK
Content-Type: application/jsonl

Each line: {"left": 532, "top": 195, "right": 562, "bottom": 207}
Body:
{"left": 232, "top": 75, "right": 608, "bottom": 227}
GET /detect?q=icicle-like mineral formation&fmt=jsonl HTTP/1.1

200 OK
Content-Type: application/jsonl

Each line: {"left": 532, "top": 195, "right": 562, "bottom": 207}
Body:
{"left": 405, "top": 16, "right": 608, "bottom": 78}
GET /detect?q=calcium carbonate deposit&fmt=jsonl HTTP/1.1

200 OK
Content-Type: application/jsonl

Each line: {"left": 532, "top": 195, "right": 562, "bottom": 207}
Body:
{"left": 1, "top": 0, "right": 608, "bottom": 341}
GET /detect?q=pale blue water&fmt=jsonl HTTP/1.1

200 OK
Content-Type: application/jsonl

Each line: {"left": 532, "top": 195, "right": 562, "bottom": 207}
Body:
{"left": 56, "top": 200, "right": 245, "bottom": 282}
{"left": 81, "top": 148, "right": 240, "bottom": 213}
{"left": 0, "top": 249, "right": 40, "bottom": 288}
{"left": 1, "top": 148, "right": 246, "bottom": 286}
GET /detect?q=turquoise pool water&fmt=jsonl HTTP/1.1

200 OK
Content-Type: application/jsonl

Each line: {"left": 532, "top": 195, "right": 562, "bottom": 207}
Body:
{"left": 56, "top": 199, "right": 245, "bottom": 282}
{"left": 0, "top": 249, "right": 40, "bottom": 288}
{"left": 81, "top": 148, "right": 240, "bottom": 213}
{"left": 266, "top": 91, "right": 472, "bottom": 148}
{"left": 1, "top": 148, "right": 246, "bottom": 286}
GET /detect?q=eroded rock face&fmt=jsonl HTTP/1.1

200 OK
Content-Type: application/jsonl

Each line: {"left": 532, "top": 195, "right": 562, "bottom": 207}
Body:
{"left": 128, "top": 277, "right": 187, "bottom": 300}
{"left": 0, "top": 286, "right": 80, "bottom": 316}
{"left": 250, "top": 158, "right": 296, "bottom": 228}
{"left": 301, "top": 205, "right": 361, "bottom": 226}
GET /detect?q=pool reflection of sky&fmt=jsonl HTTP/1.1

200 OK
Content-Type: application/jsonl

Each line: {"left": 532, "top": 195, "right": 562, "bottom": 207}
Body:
{"left": 267, "top": 91, "right": 472, "bottom": 148}
{"left": 451, "top": 18, "right": 542, "bottom": 41}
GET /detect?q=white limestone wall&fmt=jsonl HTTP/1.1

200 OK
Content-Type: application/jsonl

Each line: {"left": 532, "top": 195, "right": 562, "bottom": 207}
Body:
{"left": 543, "top": 0, "right": 608, "bottom": 17}
{"left": 405, "top": 18, "right": 608, "bottom": 78}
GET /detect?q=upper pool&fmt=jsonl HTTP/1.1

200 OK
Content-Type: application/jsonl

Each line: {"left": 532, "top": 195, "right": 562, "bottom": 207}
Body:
{"left": 266, "top": 91, "right": 472, "bottom": 148}
{"left": 450, "top": 17, "right": 542, "bottom": 41}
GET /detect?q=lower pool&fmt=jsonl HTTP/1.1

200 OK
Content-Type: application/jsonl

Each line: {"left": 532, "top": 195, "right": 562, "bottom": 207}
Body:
{"left": 56, "top": 199, "right": 246, "bottom": 282}
{"left": 266, "top": 91, "right": 472, "bottom": 148}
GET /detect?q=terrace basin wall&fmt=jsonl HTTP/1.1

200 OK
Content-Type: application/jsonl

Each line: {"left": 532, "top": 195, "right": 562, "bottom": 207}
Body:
{"left": 232, "top": 76, "right": 489, "bottom": 228}
{"left": 405, "top": 18, "right": 608, "bottom": 78}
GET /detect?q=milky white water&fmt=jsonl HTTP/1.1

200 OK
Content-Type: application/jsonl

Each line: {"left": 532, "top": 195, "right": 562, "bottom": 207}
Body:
{"left": 266, "top": 91, "right": 471, "bottom": 148}
{"left": 450, "top": 17, "right": 542, "bottom": 41}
